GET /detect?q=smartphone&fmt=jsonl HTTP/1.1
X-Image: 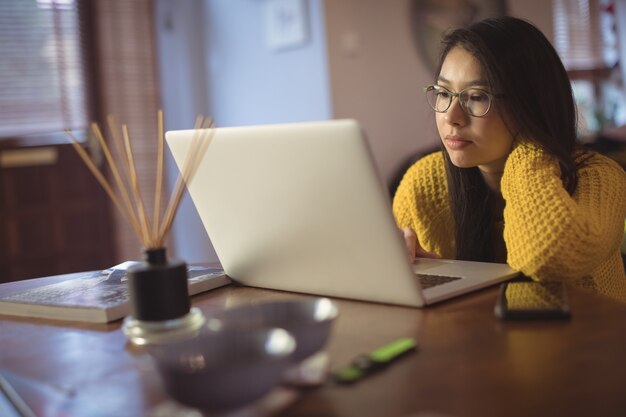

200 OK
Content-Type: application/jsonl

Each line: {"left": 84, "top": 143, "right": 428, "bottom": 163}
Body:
{"left": 494, "top": 281, "right": 571, "bottom": 320}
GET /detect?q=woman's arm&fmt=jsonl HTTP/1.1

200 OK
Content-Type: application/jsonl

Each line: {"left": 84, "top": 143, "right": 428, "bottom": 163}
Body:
{"left": 392, "top": 152, "right": 455, "bottom": 258}
{"left": 502, "top": 141, "right": 626, "bottom": 280}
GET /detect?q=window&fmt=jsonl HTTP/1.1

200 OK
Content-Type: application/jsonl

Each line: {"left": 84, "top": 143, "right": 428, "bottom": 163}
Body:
{"left": 553, "top": 0, "right": 626, "bottom": 138}
{"left": 0, "top": 0, "right": 89, "bottom": 138}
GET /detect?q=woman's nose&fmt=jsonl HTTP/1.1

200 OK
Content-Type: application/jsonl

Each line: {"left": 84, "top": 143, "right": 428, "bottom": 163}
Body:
{"left": 443, "top": 97, "right": 468, "bottom": 126}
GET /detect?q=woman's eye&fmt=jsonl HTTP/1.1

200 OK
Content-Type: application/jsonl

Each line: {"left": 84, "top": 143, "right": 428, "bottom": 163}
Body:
{"left": 436, "top": 91, "right": 451, "bottom": 98}
{"left": 468, "top": 93, "right": 488, "bottom": 102}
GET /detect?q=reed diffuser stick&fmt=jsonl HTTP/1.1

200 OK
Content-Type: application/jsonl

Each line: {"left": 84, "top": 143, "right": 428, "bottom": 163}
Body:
{"left": 122, "top": 124, "right": 152, "bottom": 246}
{"left": 107, "top": 116, "right": 133, "bottom": 187}
{"left": 66, "top": 112, "right": 214, "bottom": 249}
{"left": 90, "top": 122, "right": 143, "bottom": 237}
{"left": 157, "top": 118, "right": 215, "bottom": 246}
{"left": 66, "top": 131, "right": 142, "bottom": 238}
{"left": 153, "top": 110, "right": 165, "bottom": 244}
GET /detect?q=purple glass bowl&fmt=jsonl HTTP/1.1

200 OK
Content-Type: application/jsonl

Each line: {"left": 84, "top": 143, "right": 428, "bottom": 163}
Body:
{"left": 206, "top": 297, "right": 339, "bottom": 362}
{"left": 148, "top": 326, "right": 295, "bottom": 412}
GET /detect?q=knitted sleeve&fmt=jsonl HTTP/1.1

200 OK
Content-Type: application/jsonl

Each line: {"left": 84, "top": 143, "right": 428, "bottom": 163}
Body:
{"left": 392, "top": 151, "right": 455, "bottom": 258}
{"left": 501, "top": 141, "right": 626, "bottom": 282}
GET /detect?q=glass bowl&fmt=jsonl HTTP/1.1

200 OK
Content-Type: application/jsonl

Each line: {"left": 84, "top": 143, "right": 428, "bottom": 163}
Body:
{"left": 148, "top": 326, "right": 295, "bottom": 412}
{"left": 206, "top": 297, "right": 339, "bottom": 362}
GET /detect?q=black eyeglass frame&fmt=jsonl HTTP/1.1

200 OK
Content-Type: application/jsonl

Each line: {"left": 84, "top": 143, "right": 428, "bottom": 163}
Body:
{"left": 423, "top": 84, "right": 503, "bottom": 118}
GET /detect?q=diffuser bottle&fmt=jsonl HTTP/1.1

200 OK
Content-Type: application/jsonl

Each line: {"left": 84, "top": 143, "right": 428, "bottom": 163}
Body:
{"left": 122, "top": 248, "right": 206, "bottom": 345}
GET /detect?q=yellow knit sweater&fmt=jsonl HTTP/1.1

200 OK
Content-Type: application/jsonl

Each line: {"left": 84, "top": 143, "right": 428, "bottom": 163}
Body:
{"left": 393, "top": 142, "right": 626, "bottom": 303}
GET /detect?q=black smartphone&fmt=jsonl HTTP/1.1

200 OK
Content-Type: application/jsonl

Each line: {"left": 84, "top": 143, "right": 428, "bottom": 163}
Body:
{"left": 494, "top": 281, "right": 571, "bottom": 320}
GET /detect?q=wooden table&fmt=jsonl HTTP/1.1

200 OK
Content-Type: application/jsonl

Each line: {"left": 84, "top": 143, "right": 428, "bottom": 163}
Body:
{"left": 1, "top": 279, "right": 626, "bottom": 417}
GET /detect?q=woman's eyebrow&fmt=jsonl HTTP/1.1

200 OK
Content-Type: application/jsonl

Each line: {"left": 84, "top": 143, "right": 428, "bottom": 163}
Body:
{"left": 437, "top": 76, "right": 489, "bottom": 87}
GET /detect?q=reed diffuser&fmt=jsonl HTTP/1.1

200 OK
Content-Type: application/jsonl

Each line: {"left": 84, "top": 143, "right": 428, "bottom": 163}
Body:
{"left": 66, "top": 112, "right": 215, "bottom": 345}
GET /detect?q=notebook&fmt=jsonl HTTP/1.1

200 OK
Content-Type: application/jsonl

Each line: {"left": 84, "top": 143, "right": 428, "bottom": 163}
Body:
{"left": 165, "top": 119, "right": 519, "bottom": 307}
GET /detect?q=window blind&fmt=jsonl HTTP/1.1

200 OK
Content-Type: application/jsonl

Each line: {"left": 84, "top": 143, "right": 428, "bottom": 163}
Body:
{"left": 553, "top": 0, "right": 619, "bottom": 71}
{"left": 0, "top": 0, "right": 88, "bottom": 138}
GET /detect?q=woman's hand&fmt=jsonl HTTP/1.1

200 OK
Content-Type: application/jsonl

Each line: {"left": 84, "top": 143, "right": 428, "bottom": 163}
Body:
{"left": 401, "top": 228, "right": 441, "bottom": 261}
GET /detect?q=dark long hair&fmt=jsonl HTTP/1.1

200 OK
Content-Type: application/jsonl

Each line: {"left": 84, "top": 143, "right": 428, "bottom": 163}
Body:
{"left": 435, "top": 17, "right": 580, "bottom": 261}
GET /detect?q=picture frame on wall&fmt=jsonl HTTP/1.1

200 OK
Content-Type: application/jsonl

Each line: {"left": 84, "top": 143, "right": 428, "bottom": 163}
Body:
{"left": 409, "top": 0, "right": 507, "bottom": 73}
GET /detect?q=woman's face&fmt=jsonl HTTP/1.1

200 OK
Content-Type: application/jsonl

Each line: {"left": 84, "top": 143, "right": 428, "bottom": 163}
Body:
{"left": 435, "top": 47, "right": 514, "bottom": 175}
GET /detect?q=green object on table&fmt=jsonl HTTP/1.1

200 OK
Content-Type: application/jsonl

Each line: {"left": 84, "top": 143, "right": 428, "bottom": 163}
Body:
{"left": 334, "top": 365, "right": 365, "bottom": 383}
{"left": 333, "top": 337, "right": 417, "bottom": 384}
{"left": 370, "top": 337, "right": 416, "bottom": 362}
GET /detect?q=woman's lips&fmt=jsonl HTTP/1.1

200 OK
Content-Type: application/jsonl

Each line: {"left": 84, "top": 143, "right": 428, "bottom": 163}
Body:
{"left": 444, "top": 135, "right": 473, "bottom": 150}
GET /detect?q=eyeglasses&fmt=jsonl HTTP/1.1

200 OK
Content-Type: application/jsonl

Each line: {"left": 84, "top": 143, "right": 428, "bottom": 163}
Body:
{"left": 424, "top": 84, "right": 499, "bottom": 118}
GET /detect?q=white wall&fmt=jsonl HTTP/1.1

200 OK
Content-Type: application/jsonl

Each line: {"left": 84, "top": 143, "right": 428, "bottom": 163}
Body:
{"left": 324, "top": 0, "right": 439, "bottom": 188}
{"left": 507, "top": 0, "right": 554, "bottom": 40}
{"left": 205, "top": 0, "right": 332, "bottom": 127}
{"left": 155, "top": 0, "right": 332, "bottom": 263}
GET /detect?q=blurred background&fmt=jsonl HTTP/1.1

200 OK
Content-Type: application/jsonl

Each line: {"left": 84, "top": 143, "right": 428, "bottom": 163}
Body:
{"left": 1, "top": 0, "right": 625, "bottom": 282}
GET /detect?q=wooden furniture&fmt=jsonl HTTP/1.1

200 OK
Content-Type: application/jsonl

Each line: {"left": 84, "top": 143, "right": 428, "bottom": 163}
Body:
{"left": 0, "top": 139, "right": 115, "bottom": 283}
{"left": 1, "top": 277, "right": 626, "bottom": 417}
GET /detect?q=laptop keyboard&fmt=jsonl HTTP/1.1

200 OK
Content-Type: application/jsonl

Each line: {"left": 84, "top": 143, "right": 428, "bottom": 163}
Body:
{"left": 416, "top": 273, "right": 463, "bottom": 289}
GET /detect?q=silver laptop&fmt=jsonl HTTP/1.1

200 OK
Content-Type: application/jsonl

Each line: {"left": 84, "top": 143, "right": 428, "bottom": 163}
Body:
{"left": 165, "top": 119, "right": 519, "bottom": 307}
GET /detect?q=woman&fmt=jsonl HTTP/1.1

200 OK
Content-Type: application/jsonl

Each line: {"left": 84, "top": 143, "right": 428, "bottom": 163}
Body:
{"left": 393, "top": 16, "right": 626, "bottom": 302}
